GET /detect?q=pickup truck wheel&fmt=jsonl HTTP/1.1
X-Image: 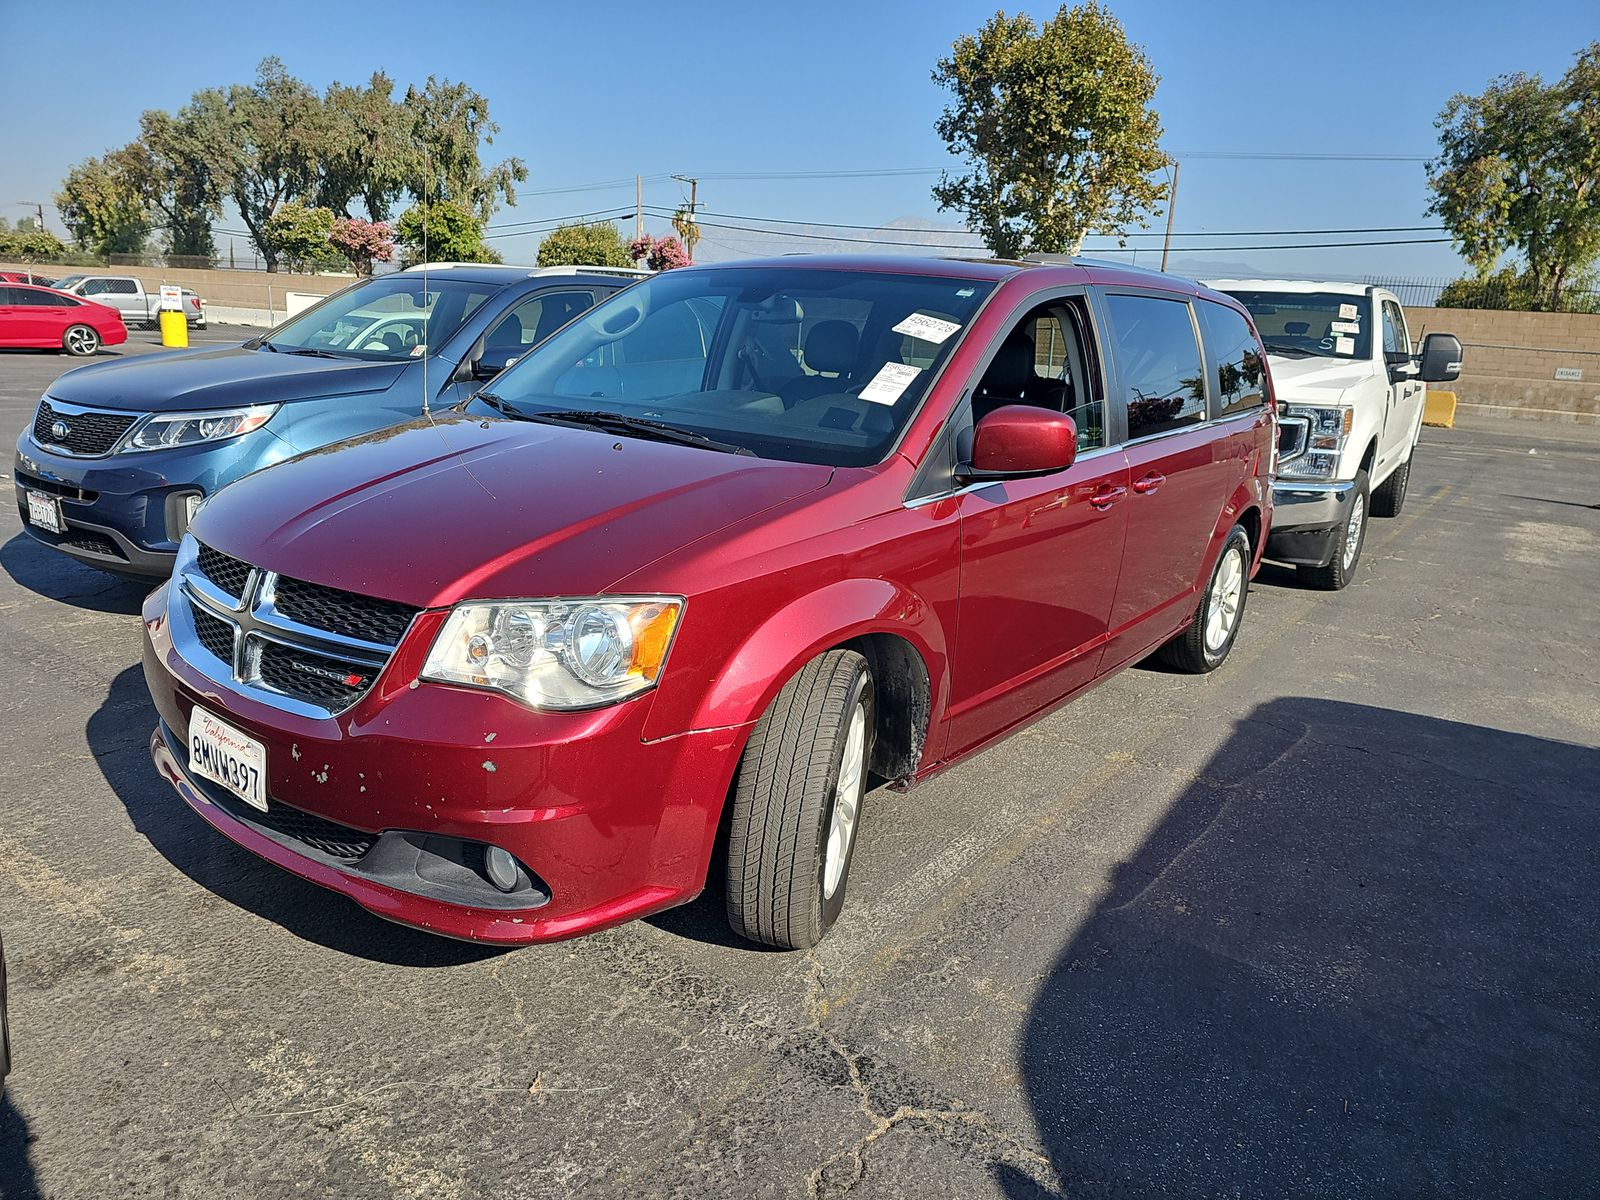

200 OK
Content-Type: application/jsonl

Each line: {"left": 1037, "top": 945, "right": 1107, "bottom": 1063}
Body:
{"left": 1157, "top": 524, "right": 1252, "bottom": 673}
{"left": 1297, "top": 469, "right": 1369, "bottom": 590}
{"left": 1371, "top": 458, "right": 1410, "bottom": 517}
{"left": 725, "top": 650, "right": 875, "bottom": 949}
{"left": 62, "top": 324, "right": 100, "bottom": 356}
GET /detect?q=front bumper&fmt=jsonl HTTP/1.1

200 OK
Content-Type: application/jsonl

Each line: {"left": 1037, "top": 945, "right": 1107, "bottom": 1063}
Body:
{"left": 1265, "top": 478, "right": 1357, "bottom": 567}
{"left": 141, "top": 584, "right": 748, "bottom": 944}
{"left": 14, "top": 430, "right": 261, "bottom": 578}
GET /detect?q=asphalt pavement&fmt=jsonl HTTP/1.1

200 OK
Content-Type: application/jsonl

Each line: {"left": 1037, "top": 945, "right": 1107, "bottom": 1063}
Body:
{"left": 0, "top": 330, "right": 1596, "bottom": 1198}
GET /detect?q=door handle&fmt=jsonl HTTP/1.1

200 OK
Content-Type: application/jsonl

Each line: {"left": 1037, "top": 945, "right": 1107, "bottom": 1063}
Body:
{"left": 1088, "top": 484, "right": 1127, "bottom": 510}
{"left": 1132, "top": 471, "right": 1165, "bottom": 495}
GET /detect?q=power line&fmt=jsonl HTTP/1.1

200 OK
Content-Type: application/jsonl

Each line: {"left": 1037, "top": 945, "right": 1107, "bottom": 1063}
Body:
{"left": 484, "top": 206, "right": 635, "bottom": 233}
{"left": 643, "top": 204, "right": 1444, "bottom": 239}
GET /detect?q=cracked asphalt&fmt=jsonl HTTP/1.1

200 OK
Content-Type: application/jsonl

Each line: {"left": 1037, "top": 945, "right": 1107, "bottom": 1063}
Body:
{"left": 1, "top": 331, "right": 1597, "bottom": 1198}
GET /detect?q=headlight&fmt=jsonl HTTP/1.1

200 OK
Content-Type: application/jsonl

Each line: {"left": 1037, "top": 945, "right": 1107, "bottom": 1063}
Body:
{"left": 420, "top": 597, "right": 683, "bottom": 710}
{"left": 1278, "top": 404, "right": 1351, "bottom": 480}
{"left": 122, "top": 405, "right": 278, "bottom": 452}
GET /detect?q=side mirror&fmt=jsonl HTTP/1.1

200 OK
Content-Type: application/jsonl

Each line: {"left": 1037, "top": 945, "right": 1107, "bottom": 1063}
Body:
{"left": 1417, "top": 332, "right": 1463, "bottom": 383}
{"left": 1385, "top": 349, "right": 1419, "bottom": 382}
{"left": 473, "top": 346, "right": 523, "bottom": 381}
{"left": 963, "top": 405, "right": 1077, "bottom": 479}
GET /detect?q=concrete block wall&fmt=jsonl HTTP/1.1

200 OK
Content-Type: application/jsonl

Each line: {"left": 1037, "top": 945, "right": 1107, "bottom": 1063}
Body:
{"left": 1405, "top": 306, "right": 1600, "bottom": 426}
{"left": 1, "top": 261, "right": 350, "bottom": 326}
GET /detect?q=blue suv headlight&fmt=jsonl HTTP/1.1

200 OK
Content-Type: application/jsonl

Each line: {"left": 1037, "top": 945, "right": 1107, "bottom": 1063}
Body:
{"left": 122, "top": 405, "right": 279, "bottom": 452}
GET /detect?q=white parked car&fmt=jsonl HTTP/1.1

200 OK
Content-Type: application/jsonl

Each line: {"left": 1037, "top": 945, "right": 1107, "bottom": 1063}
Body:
{"left": 1207, "top": 280, "right": 1461, "bottom": 589}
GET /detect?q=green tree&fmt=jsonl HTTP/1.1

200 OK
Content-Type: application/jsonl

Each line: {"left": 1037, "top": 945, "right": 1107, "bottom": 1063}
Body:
{"left": 135, "top": 107, "right": 226, "bottom": 259}
{"left": 319, "top": 72, "right": 415, "bottom": 221}
{"left": 262, "top": 201, "right": 337, "bottom": 271}
{"left": 536, "top": 221, "right": 633, "bottom": 268}
{"left": 405, "top": 77, "right": 528, "bottom": 223}
{"left": 0, "top": 218, "right": 67, "bottom": 260}
{"left": 931, "top": 3, "right": 1169, "bottom": 258}
{"left": 1428, "top": 42, "right": 1600, "bottom": 312}
{"left": 395, "top": 199, "right": 495, "bottom": 263}
{"left": 55, "top": 148, "right": 152, "bottom": 256}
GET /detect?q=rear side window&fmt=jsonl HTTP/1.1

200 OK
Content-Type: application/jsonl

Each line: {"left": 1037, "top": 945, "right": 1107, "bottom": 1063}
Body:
{"left": 1104, "top": 294, "right": 1206, "bottom": 440}
{"left": 1197, "top": 300, "right": 1268, "bottom": 418}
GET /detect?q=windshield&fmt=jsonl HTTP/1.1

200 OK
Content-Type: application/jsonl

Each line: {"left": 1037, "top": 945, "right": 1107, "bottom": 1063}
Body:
{"left": 472, "top": 266, "right": 995, "bottom": 467}
{"left": 264, "top": 275, "right": 502, "bottom": 359}
{"left": 1222, "top": 290, "right": 1372, "bottom": 361}
{"left": 53, "top": 275, "right": 85, "bottom": 291}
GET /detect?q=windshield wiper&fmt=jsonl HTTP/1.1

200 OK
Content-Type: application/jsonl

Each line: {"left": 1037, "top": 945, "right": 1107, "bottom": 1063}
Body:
{"left": 529, "top": 409, "right": 755, "bottom": 456}
{"left": 254, "top": 337, "right": 278, "bottom": 352}
{"left": 281, "top": 347, "right": 349, "bottom": 359}
{"left": 1262, "top": 341, "right": 1321, "bottom": 358}
{"left": 472, "top": 392, "right": 523, "bottom": 418}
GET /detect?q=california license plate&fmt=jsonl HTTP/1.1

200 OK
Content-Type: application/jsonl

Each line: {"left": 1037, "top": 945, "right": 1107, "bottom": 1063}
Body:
{"left": 188, "top": 707, "right": 268, "bottom": 812}
{"left": 25, "top": 490, "right": 64, "bottom": 534}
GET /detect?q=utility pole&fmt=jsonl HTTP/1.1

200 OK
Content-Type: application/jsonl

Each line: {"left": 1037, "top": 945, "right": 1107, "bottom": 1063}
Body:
{"left": 635, "top": 175, "right": 643, "bottom": 241}
{"left": 671, "top": 174, "right": 700, "bottom": 260}
{"left": 1159, "top": 161, "right": 1180, "bottom": 272}
{"left": 15, "top": 201, "right": 46, "bottom": 232}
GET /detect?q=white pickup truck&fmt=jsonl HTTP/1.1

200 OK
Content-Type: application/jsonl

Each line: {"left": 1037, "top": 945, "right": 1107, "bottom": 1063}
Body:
{"left": 1206, "top": 280, "right": 1462, "bottom": 589}
{"left": 48, "top": 273, "right": 207, "bottom": 329}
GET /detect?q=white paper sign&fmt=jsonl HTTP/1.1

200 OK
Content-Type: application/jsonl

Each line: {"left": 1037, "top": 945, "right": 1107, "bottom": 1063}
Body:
{"left": 1554, "top": 366, "right": 1583, "bottom": 381}
{"left": 1331, "top": 320, "right": 1360, "bottom": 334}
{"left": 1334, "top": 336, "right": 1355, "bottom": 355}
{"left": 892, "top": 313, "right": 961, "bottom": 345}
{"left": 158, "top": 284, "right": 184, "bottom": 312}
{"left": 859, "top": 362, "right": 921, "bottom": 405}
{"left": 1338, "top": 303, "right": 1358, "bottom": 320}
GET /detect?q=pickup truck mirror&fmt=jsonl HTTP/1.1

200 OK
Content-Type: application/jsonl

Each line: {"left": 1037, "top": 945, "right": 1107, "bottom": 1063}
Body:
{"left": 1418, "top": 333, "right": 1463, "bottom": 383}
{"left": 962, "top": 405, "right": 1077, "bottom": 479}
{"left": 1384, "top": 350, "right": 1419, "bottom": 382}
{"left": 472, "top": 346, "right": 523, "bottom": 381}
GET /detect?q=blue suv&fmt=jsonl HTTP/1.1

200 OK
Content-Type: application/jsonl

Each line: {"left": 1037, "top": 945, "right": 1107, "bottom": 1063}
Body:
{"left": 14, "top": 263, "right": 640, "bottom": 578}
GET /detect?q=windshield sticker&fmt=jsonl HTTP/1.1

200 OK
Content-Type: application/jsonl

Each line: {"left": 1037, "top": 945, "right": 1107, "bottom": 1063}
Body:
{"left": 1331, "top": 320, "right": 1360, "bottom": 334}
{"left": 1334, "top": 336, "right": 1355, "bottom": 355}
{"left": 1339, "top": 303, "right": 1359, "bottom": 320}
{"left": 409, "top": 344, "right": 426, "bottom": 357}
{"left": 893, "top": 313, "right": 962, "bottom": 345}
{"left": 859, "top": 361, "right": 922, "bottom": 405}
{"left": 956, "top": 287, "right": 976, "bottom": 297}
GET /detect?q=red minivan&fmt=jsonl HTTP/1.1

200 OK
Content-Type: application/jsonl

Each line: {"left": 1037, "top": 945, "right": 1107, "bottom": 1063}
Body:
{"left": 142, "top": 256, "right": 1274, "bottom": 949}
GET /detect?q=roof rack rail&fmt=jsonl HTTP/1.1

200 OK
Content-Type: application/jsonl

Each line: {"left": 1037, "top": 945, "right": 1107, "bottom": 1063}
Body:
{"left": 1023, "top": 253, "right": 1176, "bottom": 279}
{"left": 531, "top": 264, "right": 653, "bottom": 278}
{"left": 402, "top": 261, "right": 511, "bottom": 273}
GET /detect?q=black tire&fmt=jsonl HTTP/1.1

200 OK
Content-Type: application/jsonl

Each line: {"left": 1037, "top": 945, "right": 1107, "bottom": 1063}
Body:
{"left": 1157, "top": 524, "right": 1252, "bottom": 674}
{"left": 1297, "top": 469, "right": 1369, "bottom": 591}
{"left": 62, "top": 324, "right": 100, "bottom": 356}
{"left": 725, "top": 650, "right": 875, "bottom": 949}
{"left": 1371, "top": 457, "right": 1410, "bottom": 518}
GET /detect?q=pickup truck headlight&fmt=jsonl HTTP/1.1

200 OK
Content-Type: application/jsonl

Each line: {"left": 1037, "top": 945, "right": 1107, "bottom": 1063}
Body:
{"left": 1277, "top": 404, "right": 1352, "bottom": 481}
{"left": 122, "top": 405, "right": 278, "bottom": 452}
{"left": 421, "top": 597, "right": 683, "bottom": 710}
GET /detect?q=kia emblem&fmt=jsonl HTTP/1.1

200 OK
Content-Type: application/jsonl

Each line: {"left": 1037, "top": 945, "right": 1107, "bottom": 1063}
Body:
{"left": 50, "top": 419, "right": 71, "bottom": 441}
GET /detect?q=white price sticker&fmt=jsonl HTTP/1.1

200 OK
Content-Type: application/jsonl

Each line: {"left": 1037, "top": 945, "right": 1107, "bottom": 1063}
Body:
{"left": 1339, "top": 303, "right": 1359, "bottom": 320}
{"left": 1334, "top": 336, "right": 1355, "bottom": 355}
{"left": 859, "top": 362, "right": 922, "bottom": 405}
{"left": 892, "top": 313, "right": 962, "bottom": 345}
{"left": 1331, "top": 320, "right": 1360, "bottom": 334}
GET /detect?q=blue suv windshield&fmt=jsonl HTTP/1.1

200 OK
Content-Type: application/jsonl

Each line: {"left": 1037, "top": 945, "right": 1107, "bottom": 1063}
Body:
{"left": 263, "top": 275, "right": 501, "bottom": 360}
{"left": 474, "top": 266, "right": 995, "bottom": 467}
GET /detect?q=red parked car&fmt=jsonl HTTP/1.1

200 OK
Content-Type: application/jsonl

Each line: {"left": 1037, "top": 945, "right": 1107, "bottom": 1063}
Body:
{"left": 142, "top": 256, "right": 1274, "bottom": 948}
{"left": 0, "top": 282, "right": 126, "bottom": 355}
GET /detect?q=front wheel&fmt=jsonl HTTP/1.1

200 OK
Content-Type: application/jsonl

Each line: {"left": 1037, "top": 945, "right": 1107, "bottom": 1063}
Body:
{"left": 725, "top": 650, "right": 875, "bottom": 949}
{"left": 1157, "top": 524, "right": 1252, "bottom": 673}
{"left": 63, "top": 324, "right": 100, "bottom": 356}
{"left": 1298, "top": 469, "right": 1369, "bottom": 591}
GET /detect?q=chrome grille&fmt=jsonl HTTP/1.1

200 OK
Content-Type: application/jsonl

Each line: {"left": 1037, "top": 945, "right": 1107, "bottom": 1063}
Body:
{"left": 33, "top": 399, "right": 140, "bottom": 456}
{"left": 174, "top": 540, "right": 418, "bottom": 716}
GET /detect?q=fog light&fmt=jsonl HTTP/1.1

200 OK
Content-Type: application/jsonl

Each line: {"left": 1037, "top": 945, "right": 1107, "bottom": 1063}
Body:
{"left": 184, "top": 493, "right": 205, "bottom": 522}
{"left": 484, "top": 845, "right": 519, "bottom": 892}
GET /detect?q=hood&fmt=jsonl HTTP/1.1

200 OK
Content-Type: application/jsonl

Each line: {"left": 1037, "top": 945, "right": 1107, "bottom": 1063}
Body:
{"left": 192, "top": 415, "right": 834, "bottom": 607}
{"left": 1265, "top": 353, "right": 1374, "bottom": 401}
{"left": 48, "top": 344, "right": 408, "bottom": 413}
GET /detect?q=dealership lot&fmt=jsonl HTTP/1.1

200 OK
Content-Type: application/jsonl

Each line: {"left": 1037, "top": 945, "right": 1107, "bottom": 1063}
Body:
{"left": 1, "top": 333, "right": 1597, "bottom": 1196}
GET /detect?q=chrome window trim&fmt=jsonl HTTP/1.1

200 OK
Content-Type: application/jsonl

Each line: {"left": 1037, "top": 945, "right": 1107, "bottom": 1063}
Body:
{"left": 30, "top": 397, "right": 150, "bottom": 458}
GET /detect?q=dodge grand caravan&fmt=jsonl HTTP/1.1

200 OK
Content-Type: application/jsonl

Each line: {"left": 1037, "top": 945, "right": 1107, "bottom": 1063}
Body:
{"left": 142, "top": 255, "right": 1274, "bottom": 949}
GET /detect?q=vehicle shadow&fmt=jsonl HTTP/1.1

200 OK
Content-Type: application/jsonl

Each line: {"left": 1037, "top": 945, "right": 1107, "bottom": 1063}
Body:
{"left": 0, "top": 1094, "right": 41, "bottom": 1200}
{"left": 88, "top": 665, "right": 502, "bottom": 967}
{"left": 998, "top": 698, "right": 1600, "bottom": 1197}
{"left": 0, "top": 533, "right": 149, "bottom": 615}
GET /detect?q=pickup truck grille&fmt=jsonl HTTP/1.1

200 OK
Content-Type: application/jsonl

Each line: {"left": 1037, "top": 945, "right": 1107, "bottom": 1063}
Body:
{"left": 175, "top": 540, "right": 421, "bottom": 715}
{"left": 33, "top": 399, "right": 141, "bottom": 457}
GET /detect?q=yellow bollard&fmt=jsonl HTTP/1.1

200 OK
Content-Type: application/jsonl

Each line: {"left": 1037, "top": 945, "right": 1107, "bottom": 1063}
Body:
{"left": 159, "top": 310, "right": 188, "bottom": 348}
{"left": 1422, "top": 390, "right": 1457, "bottom": 429}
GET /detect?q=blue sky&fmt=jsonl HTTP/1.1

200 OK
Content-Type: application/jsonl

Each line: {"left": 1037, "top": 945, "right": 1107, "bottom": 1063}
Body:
{"left": 1, "top": 0, "right": 1592, "bottom": 281}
